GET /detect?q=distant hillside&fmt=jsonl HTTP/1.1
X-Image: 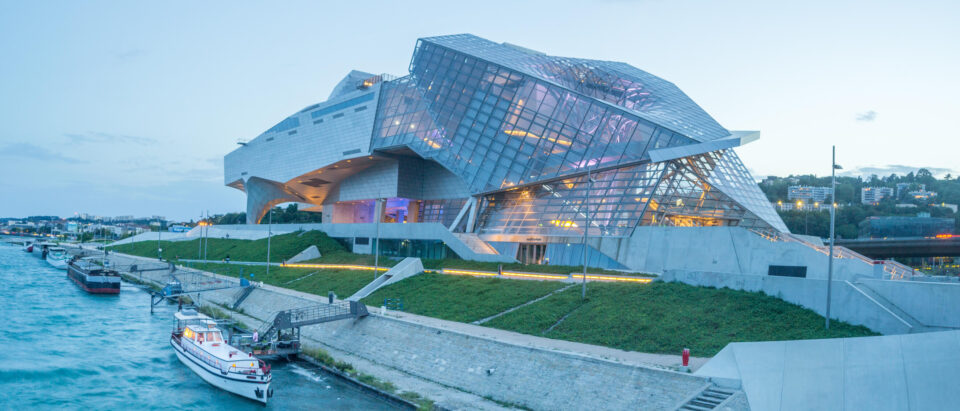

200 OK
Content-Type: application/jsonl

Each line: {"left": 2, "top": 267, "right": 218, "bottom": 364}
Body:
{"left": 759, "top": 169, "right": 959, "bottom": 238}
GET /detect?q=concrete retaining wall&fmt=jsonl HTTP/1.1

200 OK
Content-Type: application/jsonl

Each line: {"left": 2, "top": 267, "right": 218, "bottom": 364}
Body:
{"left": 154, "top": 266, "right": 709, "bottom": 410}
{"left": 662, "top": 270, "right": 912, "bottom": 335}
{"left": 860, "top": 279, "right": 960, "bottom": 329}
{"left": 197, "top": 287, "right": 708, "bottom": 410}
{"left": 612, "top": 227, "right": 877, "bottom": 280}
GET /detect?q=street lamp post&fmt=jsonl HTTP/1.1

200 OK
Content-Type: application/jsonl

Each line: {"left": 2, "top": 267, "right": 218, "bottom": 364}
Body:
{"left": 581, "top": 167, "right": 593, "bottom": 301}
{"left": 157, "top": 217, "right": 162, "bottom": 261}
{"left": 197, "top": 212, "right": 203, "bottom": 260}
{"left": 374, "top": 197, "right": 382, "bottom": 280}
{"left": 826, "top": 146, "right": 842, "bottom": 330}
{"left": 203, "top": 210, "right": 210, "bottom": 262}
{"left": 266, "top": 208, "right": 272, "bottom": 277}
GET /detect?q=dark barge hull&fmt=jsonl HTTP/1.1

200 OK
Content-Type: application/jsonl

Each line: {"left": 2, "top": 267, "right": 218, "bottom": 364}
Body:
{"left": 67, "top": 263, "right": 121, "bottom": 294}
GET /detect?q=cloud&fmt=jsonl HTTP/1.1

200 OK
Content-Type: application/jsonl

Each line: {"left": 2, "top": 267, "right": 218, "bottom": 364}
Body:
{"left": 0, "top": 143, "right": 86, "bottom": 164}
{"left": 65, "top": 132, "right": 157, "bottom": 145}
{"left": 113, "top": 48, "right": 146, "bottom": 62}
{"left": 839, "top": 164, "right": 956, "bottom": 178}
{"left": 856, "top": 110, "right": 877, "bottom": 122}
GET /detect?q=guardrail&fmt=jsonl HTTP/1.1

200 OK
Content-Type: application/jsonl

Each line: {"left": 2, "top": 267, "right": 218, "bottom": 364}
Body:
{"left": 232, "top": 261, "right": 656, "bottom": 284}
{"left": 434, "top": 268, "right": 655, "bottom": 283}
{"left": 749, "top": 229, "right": 916, "bottom": 280}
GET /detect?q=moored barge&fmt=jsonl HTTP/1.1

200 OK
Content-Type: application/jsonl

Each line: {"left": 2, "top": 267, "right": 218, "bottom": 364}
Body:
{"left": 67, "top": 259, "right": 121, "bottom": 294}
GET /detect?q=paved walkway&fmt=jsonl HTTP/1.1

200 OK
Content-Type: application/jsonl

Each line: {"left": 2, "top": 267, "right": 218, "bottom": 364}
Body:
{"left": 697, "top": 330, "right": 960, "bottom": 410}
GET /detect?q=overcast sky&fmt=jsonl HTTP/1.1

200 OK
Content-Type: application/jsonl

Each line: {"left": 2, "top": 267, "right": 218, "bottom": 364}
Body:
{"left": 1, "top": 0, "right": 957, "bottom": 221}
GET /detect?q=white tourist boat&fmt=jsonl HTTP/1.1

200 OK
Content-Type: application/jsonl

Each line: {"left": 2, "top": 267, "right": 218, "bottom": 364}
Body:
{"left": 45, "top": 247, "right": 69, "bottom": 270}
{"left": 171, "top": 309, "right": 273, "bottom": 404}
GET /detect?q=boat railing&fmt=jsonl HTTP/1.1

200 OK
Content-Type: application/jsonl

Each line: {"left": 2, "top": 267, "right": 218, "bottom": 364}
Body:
{"left": 180, "top": 339, "right": 264, "bottom": 375}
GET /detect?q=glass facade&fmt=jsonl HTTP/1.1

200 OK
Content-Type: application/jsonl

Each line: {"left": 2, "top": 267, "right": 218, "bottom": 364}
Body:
{"left": 366, "top": 34, "right": 788, "bottom": 238}
{"left": 372, "top": 38, "right": 703, "bottom": 194}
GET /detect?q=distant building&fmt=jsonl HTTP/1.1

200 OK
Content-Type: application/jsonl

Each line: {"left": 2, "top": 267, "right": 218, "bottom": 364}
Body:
{"left": 774, "top": 201, "right": 835, "bottom": 212}
{"left": 908, "top": 188, "right": 937, "bottom": 201}
{"left": 168, "top": 225, "right": 191, "bottom": 233}
{"left": 934, "top": 203, "right": 959, "bottom": 213}
{"left": 787, "top": 185, "right": 832, "bottom": 202}
{"left": 861, "top": 187, "right": 894, "bottom": 205}
{"left": 859, "top": 215, "right": 955, "bottom": 238}
{"left": 896, "top": 182, "right": 911, "bottom": 197}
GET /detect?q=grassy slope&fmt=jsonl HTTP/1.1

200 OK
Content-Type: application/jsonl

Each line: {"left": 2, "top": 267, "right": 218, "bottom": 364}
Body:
{"left": 110, "top": 230, "right": 649, "bottom": 275}
{"left": 361, "top": 273, "right": 566, "bottom": 323}
{"left": 107, "top": 231, "right": 374, "bottom": 264}
{"left": 190, "top": 262, "right": 376, "bottom": 298}
{"left": 110, "top": 231, "right": 876, "bottom": 356}
{"left": 485, "top": 282, "right": 877, "bottom": 356}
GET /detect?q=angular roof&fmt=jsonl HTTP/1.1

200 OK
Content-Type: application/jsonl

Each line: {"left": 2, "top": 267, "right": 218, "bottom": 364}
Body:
{"left": 420, "top": 34, "right": 730, "bottom": 142}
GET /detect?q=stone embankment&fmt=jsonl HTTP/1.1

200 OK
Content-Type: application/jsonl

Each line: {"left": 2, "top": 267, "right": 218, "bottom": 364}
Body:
{"left": 109, "top": 252, "right": 741, "bottom": 410}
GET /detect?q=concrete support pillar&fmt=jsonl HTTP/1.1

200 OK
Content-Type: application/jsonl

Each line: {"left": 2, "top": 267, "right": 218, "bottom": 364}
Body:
{"left": 466, "top": 196, "right": 479, "bottom": 233}
{"left": 244, "top": 177, "right": 301, "bottom": 224}
{"left": 408, "top": 201, "right": 420, "bottom": 223}
{"left": 377, "top": 199, "right": 387, "bottom": 223}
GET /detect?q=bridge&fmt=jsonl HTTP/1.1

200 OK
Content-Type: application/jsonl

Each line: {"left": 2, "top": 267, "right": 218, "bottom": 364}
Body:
{"left": 836, "top": 236, "right": 960, "bottom": 259}
{"left": 231, "top": 301, "right": 369, "bottom": 359}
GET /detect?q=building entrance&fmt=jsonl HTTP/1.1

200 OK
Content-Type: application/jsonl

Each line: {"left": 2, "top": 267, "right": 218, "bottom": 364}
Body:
{"left": 517, "top": 243, "right": 546, "bottom": 265}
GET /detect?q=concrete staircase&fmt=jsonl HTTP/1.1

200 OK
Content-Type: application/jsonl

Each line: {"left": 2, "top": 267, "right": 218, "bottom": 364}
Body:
{"left": 233, "top": 286, "right": 256, "bottom": 309}
{"left": 452, "top": 233, "right": 499, "bottom": 255}
{"left": 676, "top": 384, "right": 736, "bottom": 410}
{"left": 848, "top": 280, "right": 926, "bottom": 332}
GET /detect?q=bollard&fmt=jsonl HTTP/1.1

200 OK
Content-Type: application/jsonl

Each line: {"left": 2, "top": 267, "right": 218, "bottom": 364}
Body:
{"left": 682, "top": 348, "right": 690, "bottom": 367}
{"left": 328, "top": 291, "right": 334, "bottom": 304}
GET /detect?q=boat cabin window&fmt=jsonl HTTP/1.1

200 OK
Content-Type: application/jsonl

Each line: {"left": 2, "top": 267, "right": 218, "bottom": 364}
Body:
{"left": 204, "top": 332, "right": 222, "bottom": 343}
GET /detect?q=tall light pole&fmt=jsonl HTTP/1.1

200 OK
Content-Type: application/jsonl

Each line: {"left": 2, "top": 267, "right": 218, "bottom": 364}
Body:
{"left": 157, "top": 217, "right": 162, "bottom": 261}
{"left": 826, "top": 146, "right": 842, "bottom": 329}
{"left": 374, "top": 197, "right": 382, "bottom": 279}
{"left": 197, "top": 211, "right": 203, "bottom": 260}
{"left": 581, "top": 167, "right": 593, "bottom": 301}
{"left": 266, "top": 207, "right": 272, "bottom": 277}
{"left": 203, "top": 210, "right": 209, "bottom": 262}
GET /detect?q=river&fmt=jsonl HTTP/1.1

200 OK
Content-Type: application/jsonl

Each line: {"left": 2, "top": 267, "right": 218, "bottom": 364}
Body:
{"left": 0, "top": 242, "right": 402, "bottom": 410}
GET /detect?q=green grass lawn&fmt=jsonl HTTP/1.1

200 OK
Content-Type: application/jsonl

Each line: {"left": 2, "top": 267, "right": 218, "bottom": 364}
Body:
{"left": 107, "top": 229, "right": 656, "bottom": 277}
{"left": 485, "top": 282, "right": 878, "bottom": 356}
{"left": 107, "top": 230, "right": 369, "bottom": 264}
{"left": 361, "top": 273, "right": 567, "bottom": 323}
{"left": 189, "top": 262, "right": 377, "bottom": 298}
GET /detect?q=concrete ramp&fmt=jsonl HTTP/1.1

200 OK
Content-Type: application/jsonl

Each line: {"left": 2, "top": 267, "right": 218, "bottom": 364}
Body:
{"left": 347, "top": 257, "right": 424, "bottom": 301}
{"left": 453, "top": 233, "right": 499, "bottom": 255}
{"left": 287, "top": 245, "right": 321, "bottom": 263}
{"left": 696, "top": 330, "right": 960, "bottom": 410}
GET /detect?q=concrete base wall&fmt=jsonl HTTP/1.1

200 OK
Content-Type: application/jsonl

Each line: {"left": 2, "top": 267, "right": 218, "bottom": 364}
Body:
{"left": 298, "top": 315, "right": 707, "bottom": 411}
{"left": 860, "top": 279, "right": 960, "bottom": 329}
{"left": 619, "top": 227, "right": 877, "bottom": 280}
{"left": 662, "top": 270, "right": 912, "bottom": 335}
{"left": 183, "top": 277, "right": 711, "bottom": 410}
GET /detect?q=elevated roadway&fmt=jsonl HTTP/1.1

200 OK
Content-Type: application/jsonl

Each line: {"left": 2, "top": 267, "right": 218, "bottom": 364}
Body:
{"left": 836, "top": 236, "right": 960, "bottom": 259}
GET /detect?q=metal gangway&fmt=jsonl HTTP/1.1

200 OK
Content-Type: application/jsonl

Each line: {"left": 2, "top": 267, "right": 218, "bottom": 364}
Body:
{"left": 235, "top": 301, "right": 369, "bottom": 359}
{"left": 148, "top": 265, "right": 254, "bottom": 312}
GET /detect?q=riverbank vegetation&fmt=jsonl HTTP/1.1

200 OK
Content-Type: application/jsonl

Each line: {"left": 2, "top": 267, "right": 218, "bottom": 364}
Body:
{"left": 189, "top": 262, "right": 377, "bottom": 299}
{"left": 108, "top": 231, "right": 356, "bottom": 263}
{"left": 110, "top": 231, "right": 652, "bottom": 276}
{"left": 362, "top": 273, "right": 566, "bottom": 323}
{"left": 365, "top": 278, "right": 877, "bottom": 356}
